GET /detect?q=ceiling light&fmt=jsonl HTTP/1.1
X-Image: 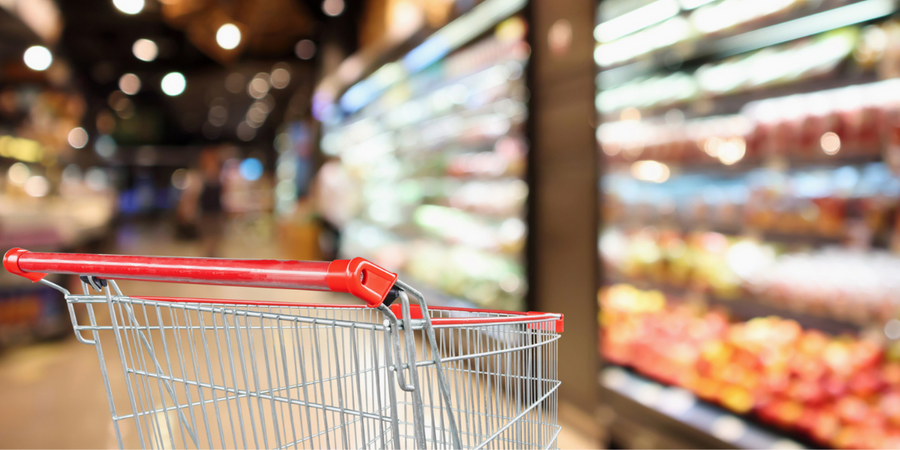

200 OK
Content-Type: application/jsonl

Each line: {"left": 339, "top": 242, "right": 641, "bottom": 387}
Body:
{"left": 216, "top": 23, "right": 241, "bottom": 50}
{"left": 161, "top": 72, "right": 186, "bottom": 96}
{"left": 113, "top": 0, "right": 144, "bottom": 15}
{"left": 23, "top": 46, "right": 52, "bottom": 71}
{"left": 132, "top": 39, "right": 158, "bottom": 61}
{"left": 322, "top": 0, "right": 344, "bottom": 17}
{"left": 119, "top": 73, "right": 141, "bottom": 95}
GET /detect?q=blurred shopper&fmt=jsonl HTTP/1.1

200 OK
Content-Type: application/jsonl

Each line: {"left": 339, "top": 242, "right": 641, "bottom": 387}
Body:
{"left": 177, "top": 148, "right": 226, "bottom": 257}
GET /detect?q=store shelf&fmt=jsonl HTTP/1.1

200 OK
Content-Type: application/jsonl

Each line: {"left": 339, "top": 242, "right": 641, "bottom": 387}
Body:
{"left": 605, "top": 152, "right": 885, "bottom": 177}
{"left": 320, "top": 8, "right": 530, "bottom": 312}
{"left": 600, "top": 365, "right": 807, "bottom": 449}
{"left": 606, "top": 220, "right": 848, "bottom": 248}
{"left": 599, "top": 0, "right": 896, "bottom": 84}
{"left": 604, "top": 273, "right": 862, "bottom": 335}
{"left": 632, "top": 73, "right": 879, "bottom": 122}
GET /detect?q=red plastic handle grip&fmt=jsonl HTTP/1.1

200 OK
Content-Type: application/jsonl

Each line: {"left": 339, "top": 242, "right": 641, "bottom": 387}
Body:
{"left": 3, "top": 248, "right": 397, "bottom": 307}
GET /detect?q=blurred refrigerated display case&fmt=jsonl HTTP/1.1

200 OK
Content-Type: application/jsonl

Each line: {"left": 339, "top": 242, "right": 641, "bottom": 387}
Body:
{"left": 316, "top": 0, "right": 530, "bottom": 311}
{"left": 596, "top": 0, "right": 900, "bottom": 448}
{"left": 0, "top": 81, "right": 116, "bottom": 348}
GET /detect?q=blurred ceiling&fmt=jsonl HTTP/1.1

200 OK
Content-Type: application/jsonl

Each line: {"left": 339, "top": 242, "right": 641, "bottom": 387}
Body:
{"left": 1, "top": 0, "right": 365, "bottom": 149}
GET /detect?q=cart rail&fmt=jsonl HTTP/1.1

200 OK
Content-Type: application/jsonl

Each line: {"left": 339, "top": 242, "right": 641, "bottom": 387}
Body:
{"left": 4, "top": 248, "right": 398, "bottom": 306}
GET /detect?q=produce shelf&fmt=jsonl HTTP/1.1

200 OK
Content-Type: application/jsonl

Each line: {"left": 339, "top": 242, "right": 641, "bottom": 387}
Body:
{"left": 604, "top": 274, "right": 863, "bottom": 335}
{"left": 600, "top": 365, "right": 808, "bottom": 449}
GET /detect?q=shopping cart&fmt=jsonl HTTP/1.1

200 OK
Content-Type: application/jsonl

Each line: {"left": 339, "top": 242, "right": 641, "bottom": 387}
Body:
{"left": 3, "top": 248, "right": 563, "bottom": 450}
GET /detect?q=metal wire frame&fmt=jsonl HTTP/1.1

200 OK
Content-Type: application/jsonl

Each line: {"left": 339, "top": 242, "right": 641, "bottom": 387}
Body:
{"left": 396, "top": 283, "right": 561, "bottom": 450}
{"left": 42, "top": 277, "right": 561, "bottom": 450}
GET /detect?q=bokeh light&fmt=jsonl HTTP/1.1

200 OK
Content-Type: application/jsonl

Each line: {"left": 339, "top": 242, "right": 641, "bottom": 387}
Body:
{"left": 113, "top": 0, "right": 144, "bottom": 14}
{"left": 23, "top": 176, "right": 50, "bottom": 197}
{"left": 821, "top": 131, "right": 841, "bottom": 155}
{"left": 216, "top": 23, "right": 242, "bottom": 50}
{"left": 119, "top": 73, "right": 141, "bottom": 95}
{"left": 95, "top": 135, "right": 117, "bottom": 158}
{"left": 132, "top": 39, "right": 158, "bottom": 61}
{"left": 295, "top": 40, "right": 316, "bottom": 60}
{"left": 7, "top": 162, "right": 30, "bottom": 185}
{"left": 67, "top": 127, "right": 89, "bottom": 149}
{"left": 239, "top": 158, "right": 264, "bottom": 181}
{"left": 271, "top": 67, "right": 290, "bottom": 89}
{"left": 23, "top": 46, "right": 52, "bottom": 71}
{"left": 161, "top": 72, "right": 186, "bottom": 96}
{"left": 322, "top": 0, "right": 344, "bottom": 16}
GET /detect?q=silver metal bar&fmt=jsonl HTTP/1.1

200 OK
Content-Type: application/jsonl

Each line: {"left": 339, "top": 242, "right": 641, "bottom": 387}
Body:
{"left": 105, "top": 287, "right": 147, "bottom": 449}
{"left": 396, "top": 279, "right": 462, "bottom": 449}
{"left": 232, "top": 311, "right": 261, "bottom": 449}
{"left": 398, "top": 292, "right": 427, "bottom": 449}
{"left": 210, "top": 312, "right": 239, "bottom": 448}
{"left": 182, "top": 307, "right": 214, "bottom": 446}
{"left": 274, "top": 320, "right": 299, "bottom": 450}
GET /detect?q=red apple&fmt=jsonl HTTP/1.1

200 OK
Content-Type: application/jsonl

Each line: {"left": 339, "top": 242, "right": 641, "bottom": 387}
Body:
{"left": 788, "top": 379, "right": 828, "bottom": 405}
{"left": 772, "top": 400, "right": 804, "bottom": 428}
{"left": 883, "top": 362, "right": 900, "bottom": 386}
{"left": 849, "top": 368, "right": 885, "bottom": 397}
{"left": 836, "top": 396, "right": 869, "bottom": 425}
{"left": 851, "top": 340, "right": 883, "bottom": 370}
{"left": 811, "top": 410, "right": 840, "bottom": 444}
{"left": 880, "top": 391, "right": 900, "bottom": 426}
{"left": 823, "top": 373, "right": 849, "bottom": 399}
{"left": 719, "top": 384, "right": 754, "bottom": 414}
{"left": 831, "top": 426, "right": 865, "bottom": 450}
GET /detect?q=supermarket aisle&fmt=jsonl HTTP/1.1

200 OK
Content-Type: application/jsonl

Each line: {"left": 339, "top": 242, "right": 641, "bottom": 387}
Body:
{"left": 0, "top": 222, "right": 593, "bottom": 449}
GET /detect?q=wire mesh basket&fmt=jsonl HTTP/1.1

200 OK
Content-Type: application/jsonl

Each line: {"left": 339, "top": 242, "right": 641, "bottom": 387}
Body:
{"left": 4, "top": 248, "right": 563, "bottom": 449}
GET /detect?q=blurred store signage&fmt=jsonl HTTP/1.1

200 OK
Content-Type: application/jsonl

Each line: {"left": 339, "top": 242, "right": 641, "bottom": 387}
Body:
{"left": 0, "top": 136, "right": 42, "bottom": 163}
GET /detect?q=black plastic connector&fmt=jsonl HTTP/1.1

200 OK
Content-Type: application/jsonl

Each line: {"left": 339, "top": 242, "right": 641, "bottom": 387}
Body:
{"left": 382, "top": 285, "right": 402, "bottom": 306}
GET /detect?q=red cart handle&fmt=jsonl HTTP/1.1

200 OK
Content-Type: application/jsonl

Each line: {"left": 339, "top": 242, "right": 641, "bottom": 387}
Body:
{"left": 3, "top": 248, "right": 398, "bottom": 307}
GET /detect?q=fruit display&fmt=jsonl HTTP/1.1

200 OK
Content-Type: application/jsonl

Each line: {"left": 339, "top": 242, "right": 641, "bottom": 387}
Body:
{"left": 601, "top": 224, "right": 900, "bottom": 323}
{"left": 600, "top": 228, "right": 777, "bottom": 299}
{"left": 600, "top": 77, "right": 900, "bottom": 165}
{"left": 600, "top": 284, "right": 900, "bottom": 448}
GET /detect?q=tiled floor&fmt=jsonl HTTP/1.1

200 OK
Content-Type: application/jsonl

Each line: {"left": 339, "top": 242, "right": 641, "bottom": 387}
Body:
{"left": 0, "top": 222, "right": 596, "bottom": 449}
